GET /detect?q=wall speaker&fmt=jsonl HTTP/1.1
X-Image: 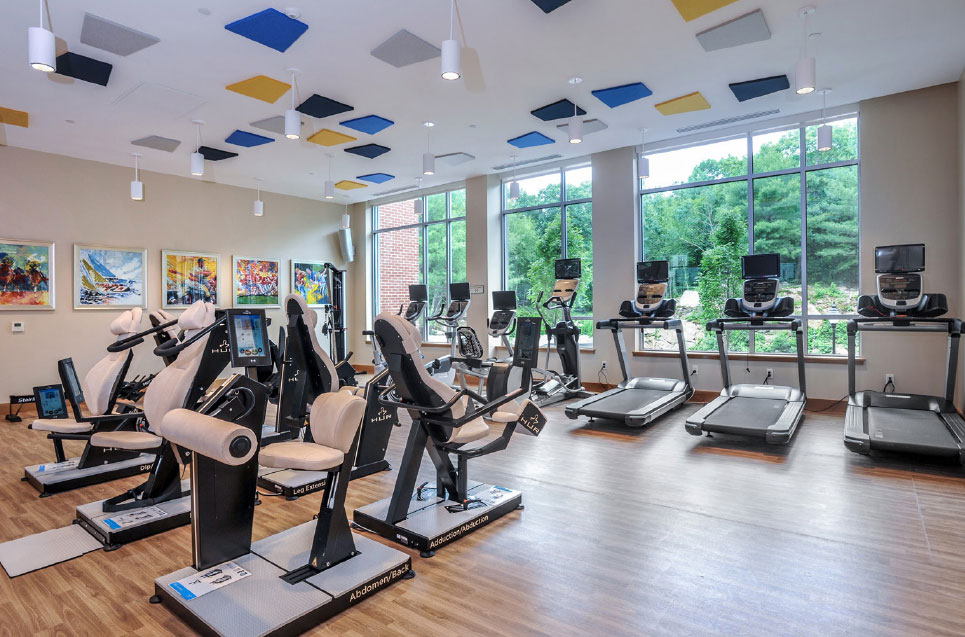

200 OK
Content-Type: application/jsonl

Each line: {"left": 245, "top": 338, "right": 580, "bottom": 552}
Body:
{"left": 339, "top": 228, "right": 355, "bottom": 263}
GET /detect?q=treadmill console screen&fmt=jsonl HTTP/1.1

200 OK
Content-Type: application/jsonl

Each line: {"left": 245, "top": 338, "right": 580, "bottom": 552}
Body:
{"left": 636, "top": 260, "right": 669, "bottom": 283}
{"left": 875, "top": 244, "right": 925, "bottom": 273}
{"left": 225, "top": 309, "right": 272, "bottom": 369}
{"left": 742, "top": 253, "right": 780, "bottom": 280}
{"left": 743, "top": 279, "right": 778, "bottom": 303}
{"left": 33, "top": 384, "right": 67, "bottom": 419}
{"left": 449, "top": 282, "right": 471, "bottom": 301}
{"left": 489, "top": 310, "right": 515, "bottom": 332}
{"left": 636, "top": 283, "right": 667, "bottom": 307}
{"left": 878, "top": 273, "right": 923, "bottom": 302}
{"left": 512, "top": 317, "right": 541, "bottom": 368}
{"left": 408, "top": 284, "right": 428, "bottom": 302}
{"left": 492, "top": 290, "right": 517, "bottom": 310}
{"left": 555, "top": 258, "right": 581, "bottom": 280}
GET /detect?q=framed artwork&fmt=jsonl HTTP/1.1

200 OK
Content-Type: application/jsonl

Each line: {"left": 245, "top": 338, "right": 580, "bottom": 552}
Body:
{"left": 74, "top": 244, "right": 147, "bottom": 310}
{"left": 0, "top": 239, "right": 55, "bottom": 310}
{"left": 290, "top": 259, "right": 330, "bottom": 307}
{"left": 161, "top": 250, "right": 220, "bottom": 308}
{"left": 233, "top": 256, "right": 280, "bottom": 307}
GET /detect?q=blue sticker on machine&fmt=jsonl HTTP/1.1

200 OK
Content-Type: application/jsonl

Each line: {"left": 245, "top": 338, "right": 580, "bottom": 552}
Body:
{"left": 170, "top": 582, "right": 197, "bottom": 601}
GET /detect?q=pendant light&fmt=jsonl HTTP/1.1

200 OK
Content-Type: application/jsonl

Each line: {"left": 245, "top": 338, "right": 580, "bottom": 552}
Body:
{"left": 568, "top": 76, "right": 583, "bottom": 144}
{"left": 637, "top": 128, "right": 650, "bottom": 179}
{"left": 253, "top": 179, "right": 264, "bottom": 216}
{"left": 28, "top": 0, "right": 56, "bottom": 72}
{"left": 324, "top": 154, "right": 335, "bottom": 199}
{"left": 423, "top": 122, "right": 435, "bottom": 175}
{"left": 817, "top": 88, "right": 833, "bottom": 152}
{"left": 509, "top": 155, "right": 520, "bottom": 201}
{"left": 285, "top": 69, "right": 301, "bottom": 140}
{"left": 795, "top": 6, "right": 816, "bottom": 95}
{"left": 414, "top": 178, "right": 424, "bottom": 216}
{"left": 441, "top": 0, "right": 461, "bottom": 81}
{"left": 130, "top": 153, "right": 143, "bottom": 201}
{"left": 190, "top": 120, "right": 204, "bottom": 176}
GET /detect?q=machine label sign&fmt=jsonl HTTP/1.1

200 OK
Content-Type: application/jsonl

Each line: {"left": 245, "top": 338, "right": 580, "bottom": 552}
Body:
{"left": 103, "top": 505, "right": 168, "bottom": 530}
{"left": 371, "top": 407, "right": 394, "bottom": 424}
{"left": 517, "top": 403, "right": 547, "bottom": 437}
{"left": 169, "top": 561, "right": 251, "bottom": 601}
{"left": 36, "top": 458, "right": 80, "bottom": 474}
{"left": 349, "top": 562, "right": 410, "bottom": 602}
{"left": 428, "top": 515, "right": 490, "bottom": 549}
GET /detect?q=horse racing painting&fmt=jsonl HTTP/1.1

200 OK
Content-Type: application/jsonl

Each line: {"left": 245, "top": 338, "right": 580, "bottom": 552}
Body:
{"left": 233, "top": 256, "right": 280, "bottom": 307}
{"left": 0, "top": 239, "right": 54, "bottom": 310}
{"left": 162, "top": 250, "right": 220, "bottom": 308}
{"left": 74, "top": 244, "right": 147, "bottom": 309}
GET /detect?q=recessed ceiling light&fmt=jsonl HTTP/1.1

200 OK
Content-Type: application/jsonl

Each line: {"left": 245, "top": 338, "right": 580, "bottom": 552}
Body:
{"left": 197, "top": 8, "right": 211, "bottom": 16}
{"left": 424, "top": 121, "right": 435, "bottom": 128}
{"left": 568, "top": 76, "right": 583, "bottom": 85}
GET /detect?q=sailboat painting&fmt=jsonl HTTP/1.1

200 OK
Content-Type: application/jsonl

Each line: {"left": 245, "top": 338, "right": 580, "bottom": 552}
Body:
{"left": 73, "top": 245, "right": 147, "bottom": 309}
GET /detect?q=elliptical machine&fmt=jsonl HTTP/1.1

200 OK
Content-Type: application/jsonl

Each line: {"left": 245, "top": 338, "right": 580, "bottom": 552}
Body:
{"left": 451, "top": 290, "right": 522, "bottom": 394}
{"left": 366, "top": 284, "right": 428, "bottom": 375}
{"left": 530, "top": 258, "right": 592, "bottom": 407}
{"left": 426, "top": 282, "right": 472, "bottom": 385}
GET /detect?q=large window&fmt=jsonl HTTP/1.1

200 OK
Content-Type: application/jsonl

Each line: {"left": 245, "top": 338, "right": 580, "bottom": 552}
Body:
{"left": 640, "top": 117, "right": 859, "bottom": 355}
{"left": 502, "top": 165, "right": 593, "bottom": 346}
{"left": 373, "top": 188, "right": 467, "bottom": 342}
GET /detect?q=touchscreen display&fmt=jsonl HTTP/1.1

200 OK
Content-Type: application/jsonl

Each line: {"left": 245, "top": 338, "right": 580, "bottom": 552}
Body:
{"left": 34, "top": 385, "right": 67, "bottom": 418}
{"left": 59, "top": 359, "right": 83, "bottom": 401}
{"left": 636, "top": 260, "right": 669, "bottom": 283}
{"left": 742, "top": 253, "right": 780, "bottom": 279}
{"left": 555, "top": 258, "right": 581, "bottom": 280}
{"left": 875, "top": 244, "right": 925, "bottom": 273}
{"left": 450, "top": 282, "right": 471, "bottom": 301}
{"left": 232, "top": 313, "right": 265, "bottom": 358}
{"left": 409, "top": 284, "right": 428, "bottom": 302}
{"left": 492, "top": 290, "right": 516, "bottom": 310}
{"left": 513, "top": 317, "right": 540, "bottom": 366}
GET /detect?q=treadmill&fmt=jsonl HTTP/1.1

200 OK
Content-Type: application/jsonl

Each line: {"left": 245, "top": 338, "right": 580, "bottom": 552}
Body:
{"left": 844, "top": 243, "right": 965, "bottom": 463}
{"left": 565, "top": 260, "right": 693, "bottom": 426}
{"left": 685, "top": 253, "right": 806, "bottom": 444}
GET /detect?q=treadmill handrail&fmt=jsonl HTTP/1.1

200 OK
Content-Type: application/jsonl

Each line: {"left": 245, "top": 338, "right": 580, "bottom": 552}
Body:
{"left": 597, "top": 318, "right": 682, "bottom": 330}
{"left": 708, "top": 317, "right": 802, "bottom": 332}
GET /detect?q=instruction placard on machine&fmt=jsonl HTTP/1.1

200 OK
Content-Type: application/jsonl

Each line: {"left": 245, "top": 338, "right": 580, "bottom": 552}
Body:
{"left": 36, "top": 458, "right": 80, "bottom": 473}
{"left": 103, "top": 505, "right": 169, "bottom": 530}
{"left": 169, "top": 561, "right": 252, "bottom": 601}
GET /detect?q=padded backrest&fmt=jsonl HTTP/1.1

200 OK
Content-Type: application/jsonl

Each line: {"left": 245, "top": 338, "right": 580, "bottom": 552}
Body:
{"left": 81, "top": 309, "right": 142, "bottom": 415}
{"left": 149, "top": 309, "right": 180, "bottom": 340}
{"left": 309, "top": 391, "right": 365, "bottom": 454}
{"left": 286, "top": 294, "right": 338, "bottom": 390}
{"left": 145, "top": 301, "right": 215, "bottom": 434}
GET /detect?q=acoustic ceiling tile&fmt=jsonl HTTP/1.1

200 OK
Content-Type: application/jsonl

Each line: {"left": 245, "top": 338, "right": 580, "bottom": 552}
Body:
{"left": 131, "top": 135, "right": 180, "bottom": 152}
{"left": 225, "top": 130, "right": 274, "bottom": 147}
{"left": 697, "top": 9, "right": 771, "bottom": 52}
{"left": 371, "top": 29, "right": 441, "bottom": 68}
{"left": 357, "top": 173, "right": 395, "bottom": 184}
{"left": 508, "top": 131, "right": 555, "bottom": 148}
{"left": 198, "top": 146, "right": 238, "bottom": 161}
{"left": 729, "top": 75, "right": 790, "bottom": 102}
{"left": 112, "top": 82, "right": 206, "bottom": 119}
{"left": 670, "top": 0, "right": 739, "bottom": 22}
{"left": 55, "top": 52, "right": 112, "bottom": 86}
{"left": 80, "top": 12, "right": 160, "bottom": 56}
{"left": 335, "top": 180, "right": 367, "bottom": 190}
{"left": 306, "top": 129, "right": 357, "bottom": 146}
{"left": 344, "top": 144, "right": 391, "bottom": 159}
{"left": 297, "top": 94, "right": 354, "bottom": 119}
{"left": 226, "top": 75, "right": 291, "bottom": 103}
{"left": 224, "top": 8, "right": 308, "bottom": 53}
{"left": 340, "top": 115, "right": 395, "bottom": 135}
{"left": 555, "top": 118, "right": 607, "bottom": 135}
{"left": 531, "top": 99, "right": 586, "bottom": 121}
{"left": 655, "top": 92, "right": 711, "bottom": 115}
{"left": 436, "top": 152, "right": 476, "bottom": 166}
{"left": 0, "top": 107, "right": 29, "bottom": 128}
{"left": 529, "top": 0, "right": 574, "bottom": 13}
{"left": 591, "top": 82, "right": 653, "bottom": 108}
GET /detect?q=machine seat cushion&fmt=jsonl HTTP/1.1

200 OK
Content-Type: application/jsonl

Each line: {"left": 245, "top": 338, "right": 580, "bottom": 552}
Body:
{"left": 448, "top": 417, "right": 489, "bottom": 444}
{"left": 91, "top": 430, "right": 162, "bottom": 450}
{"left": 31, "top": 418, "right": 93, "bottom": 434}
{"left": 339, "top": 386, "right": 365, "bottom": 397}
{"left": 259, "top": 441, "right": 344, "bottom": 471}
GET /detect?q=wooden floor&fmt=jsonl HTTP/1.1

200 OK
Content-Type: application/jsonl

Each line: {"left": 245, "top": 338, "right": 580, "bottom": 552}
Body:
{"left": 3, "top": 398, "right": 965, "bottom": 636}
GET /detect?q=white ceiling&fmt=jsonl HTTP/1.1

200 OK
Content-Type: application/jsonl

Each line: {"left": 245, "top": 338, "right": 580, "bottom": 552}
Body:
{"left": 2, "top": 0, "right": 964, "bottom": 204}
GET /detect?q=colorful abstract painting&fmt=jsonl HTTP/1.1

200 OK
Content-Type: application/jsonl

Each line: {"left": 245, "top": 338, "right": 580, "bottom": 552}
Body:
{"left": 233, "top": 256, "right": 279, "bottom": 307}
{"left": 74, "top": 245, "right": 147, "bottom": 309}
{"left": 291, "top": 260, "right": 330, "bottom": 307}
{"left": 0, "top": 239, "right": 54, "bottom": 310}
{"left": 162, "top": 250, "right": 220, "bottom": 308}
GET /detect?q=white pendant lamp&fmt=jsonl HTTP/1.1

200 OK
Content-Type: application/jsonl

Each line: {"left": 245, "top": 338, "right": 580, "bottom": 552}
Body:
{"left": 414, "top": 178, "right": 424, "bottom": 216}
{"left": 28, "top": 0, "right": 55, "bottom": 72}
{"left": 795, "top": 6, "right": 816, "bottom": 95}
{"left": 509, "top": 155, "right": 520, "bottom": 201}
{"left": 423, "top": 122, "right": 435, "bottom": 175}
{"left": 190, "top": 120, "right": 204, "bottom": 176}
{"left": 567, "top": 76, "right": 583, "bottom": 144}
{"left": 637, "top": 128, "right": 650, "bottom": 179}
{"left": 441, "top": 0, "right": 461, "bottom": 80}
{"left": 342, "top": 212, "right": 351, "bottom": 229}
{"left": 324, "top": 154, "right": 335, "bottom": 199}
{"left": 253, "top": 179, "right": 264, "bottom": 216}
{"left": 285, "top": 69, "right": 301, "bottom": 140}
{"left": 130, "top": 153, "right": 143, "bottom": 201}
{"left": 817, "top": 88, "right": 833, "bottom": 152}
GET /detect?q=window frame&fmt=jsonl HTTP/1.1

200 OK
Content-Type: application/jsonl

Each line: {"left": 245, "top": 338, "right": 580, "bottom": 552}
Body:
{"left": 372, "top": 187, "right": 467, "bottom": 341}
{"left": 638, "top": 116, "right": 861, "bottom": 356}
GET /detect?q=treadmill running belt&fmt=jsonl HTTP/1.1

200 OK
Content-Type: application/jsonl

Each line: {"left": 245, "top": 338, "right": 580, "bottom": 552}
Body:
{"left": 582, "top": 388, "right": 671, "bottom": 415}
{"left": 867, "top": 407, "right": 960, "bottom": 455}
{"left": 708, "top": 396, "right": 785, "bottom": 429}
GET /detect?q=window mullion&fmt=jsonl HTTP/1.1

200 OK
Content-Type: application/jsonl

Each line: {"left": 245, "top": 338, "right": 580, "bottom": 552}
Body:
{"left": 747, "top": 133, "right": 755, "bottom": 354}
{"left": 799, "top": 126, "right": 810, "bottom": 349}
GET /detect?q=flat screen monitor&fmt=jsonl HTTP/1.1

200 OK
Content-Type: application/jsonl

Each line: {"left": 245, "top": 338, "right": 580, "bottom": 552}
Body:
{"left": 33, "top": 384, "right": 67, "bottom": 419}
{"left": 637, "top": 260, "right": 669, "bottom": 283}
{"left": 58, "top": 358, "right": 84, "bottom": 404}
{"left": 450, "top": 282, "right": 471, "bottom": 301}
{"left": 225, "top": 309, "right": 272, "bottom": 369}
{"left": 742, "top": 253, "right": 780, "bottom": 280}
{"left": 408, "top": 284, "right": 428, "bottom": 302}
{"left": 513, "top": 317, "right": 541, "bottom": 367}
{"left": 555, "top": 258, "right": 581, "bottom": 280}
{"left": 492, "top": 290, "right": 517, "bottom": 310}
{"left": 875, "top": 244, "right": 925, "bottom": 273}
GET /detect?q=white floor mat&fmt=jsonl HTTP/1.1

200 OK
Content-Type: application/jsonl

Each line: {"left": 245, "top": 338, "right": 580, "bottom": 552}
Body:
{"left": 0, "top": 525, "right": 103, "bottom": 577}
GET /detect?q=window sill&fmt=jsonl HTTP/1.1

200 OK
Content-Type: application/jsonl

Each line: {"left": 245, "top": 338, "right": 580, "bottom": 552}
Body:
{"left": 632, "top": 350, "right": 864, "bottom": 365}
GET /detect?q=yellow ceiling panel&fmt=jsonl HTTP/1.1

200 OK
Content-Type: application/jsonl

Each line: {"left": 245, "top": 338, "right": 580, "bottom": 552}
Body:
{"left": 306, "top": 129, "right": 357, "bottom": 146}
{"left": 335, "top": 180, "right": 367, "bottom": 190}
{"left": 655, "top": 91, "right": 711, "bottom": 115}
{"left": 226, "top": 75, "right": 291, "bottom": 104}
{"left": 0, "top": 106, "right": 29, "bottom": 128}
{"left": 670, "top": 0, "right": 739, "bottom": 22}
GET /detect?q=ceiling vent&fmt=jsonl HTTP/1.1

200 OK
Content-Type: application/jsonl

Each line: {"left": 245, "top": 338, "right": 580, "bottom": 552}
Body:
{"left": 676, "top": 110, "right": 780, "bottom": 133}
{"left": 373, "top": 184, "right": 420, "bottom": 197}
{"left": 492, "top": 154, "right": 562, "bottom": 171}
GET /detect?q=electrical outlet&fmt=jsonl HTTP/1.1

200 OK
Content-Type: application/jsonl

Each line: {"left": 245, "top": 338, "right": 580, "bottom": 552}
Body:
{"left": 766, "top": 368, "right": 774, "bottom": 378}
{"left": 885, "top": 373, "right": 895, "bottom": 385}
{"left": 691, "top": 368, "right": 698, "bottom": 377}
{"left": 601, "top": 361, "right": 607, "bottom": 370}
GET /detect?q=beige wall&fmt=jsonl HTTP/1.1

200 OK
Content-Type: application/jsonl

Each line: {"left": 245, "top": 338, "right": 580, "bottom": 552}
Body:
{"left": 0, "top": 146, "right": 349, "bottom": 399}
{"left": 959, "top": 69, "right": 965, "bottom": 403}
